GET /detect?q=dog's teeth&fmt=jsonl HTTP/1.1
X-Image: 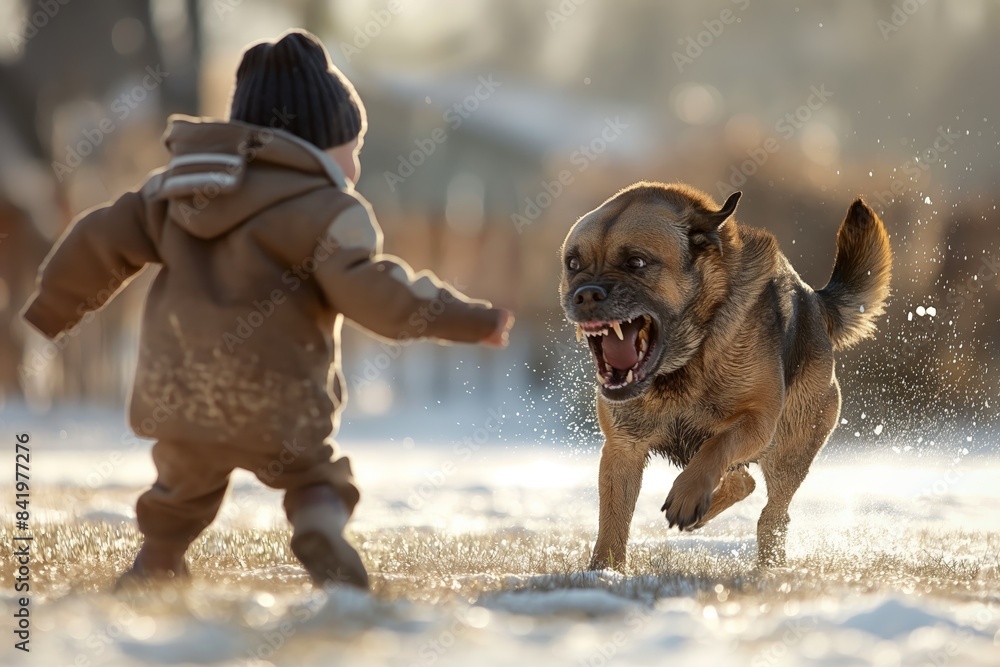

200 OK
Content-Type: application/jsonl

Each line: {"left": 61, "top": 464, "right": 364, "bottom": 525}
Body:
{"left": 612, "top": 321, "right": 624, "bottom": 340}
{"left": 576, "top": 325, "right": 582, "bottom": 342}
{"left": 626, "top": 369, "right": 634, "bottom": 384}
{"left": 597, "top": 373, "right": 607, "bottom": 385}
{"left": 639, "top": 338, "right": 648, "bottom": 355}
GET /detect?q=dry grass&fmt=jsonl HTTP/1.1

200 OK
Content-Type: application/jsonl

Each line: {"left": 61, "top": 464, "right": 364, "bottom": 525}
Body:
{"left": 3, "top": 478, "right": 997, "bottom": 667}
{"left": 2, "top": 510, "right": 998, "bottom": 609}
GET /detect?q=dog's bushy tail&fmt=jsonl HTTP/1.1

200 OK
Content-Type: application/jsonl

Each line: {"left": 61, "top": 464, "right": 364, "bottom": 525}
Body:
{"left": 816, "top": 198, "right": 892, "bottom": 351}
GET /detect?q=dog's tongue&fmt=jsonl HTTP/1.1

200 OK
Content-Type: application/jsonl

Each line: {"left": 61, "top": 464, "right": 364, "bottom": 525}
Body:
{"left": 601, "top": 321, "right": 640, "bottom": 371}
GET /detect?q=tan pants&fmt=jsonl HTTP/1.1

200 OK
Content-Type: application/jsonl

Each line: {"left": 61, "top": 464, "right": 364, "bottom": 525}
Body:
{"left": 136, "top": 438, "right": 359, "bottom": 545}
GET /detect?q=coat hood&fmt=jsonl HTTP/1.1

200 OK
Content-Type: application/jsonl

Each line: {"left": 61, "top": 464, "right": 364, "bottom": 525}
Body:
{"left": 154, "top": 115, "right": 350, "bottom": 239}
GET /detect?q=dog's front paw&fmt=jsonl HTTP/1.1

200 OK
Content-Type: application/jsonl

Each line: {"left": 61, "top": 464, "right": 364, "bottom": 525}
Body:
{"left": 661, "top": 473, "right": 714, "bottom": 530}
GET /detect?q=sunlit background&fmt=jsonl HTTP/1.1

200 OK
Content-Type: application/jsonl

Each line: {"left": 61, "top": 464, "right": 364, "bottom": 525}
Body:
{"left": 2, "top": 4, "right": 1000, "bottom": 666}
{"left": 1, "top": 0, "right": 998, "bottom": 452}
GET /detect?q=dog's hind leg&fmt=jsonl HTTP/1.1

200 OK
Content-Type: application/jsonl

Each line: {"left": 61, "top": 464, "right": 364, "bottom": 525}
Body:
{"left": 589, "top": 438, "right": 647, "bottom": 571}
{"left": 691, "top": 464, "right": 756, "bottom": 529}
{"left": 757, "top": 381, "right": 840, "bottom": 568}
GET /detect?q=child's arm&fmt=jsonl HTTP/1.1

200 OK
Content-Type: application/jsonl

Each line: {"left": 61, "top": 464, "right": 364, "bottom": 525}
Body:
{"left": 315, "top": 198, "right": 510, "bottom": 345}
{"left": 21, "top": 190, "right": 159, "bottom": 339}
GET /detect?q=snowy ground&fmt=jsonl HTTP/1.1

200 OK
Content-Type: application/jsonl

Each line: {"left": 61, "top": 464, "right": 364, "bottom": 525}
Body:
{"left": 1, "top": 405, "right": 999, "bottom": 666}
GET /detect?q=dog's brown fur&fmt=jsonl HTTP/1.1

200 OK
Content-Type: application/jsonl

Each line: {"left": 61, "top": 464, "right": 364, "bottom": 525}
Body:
{"left": 559, "top": 182, "right": 891, "bottom": 569}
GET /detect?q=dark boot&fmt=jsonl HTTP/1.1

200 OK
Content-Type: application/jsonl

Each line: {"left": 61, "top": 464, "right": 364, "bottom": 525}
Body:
{"left": 117, "top": 538, "right": 190, "bottom": 588}
{"left": 286, "top": 485, "right": 368, "bottom": 589}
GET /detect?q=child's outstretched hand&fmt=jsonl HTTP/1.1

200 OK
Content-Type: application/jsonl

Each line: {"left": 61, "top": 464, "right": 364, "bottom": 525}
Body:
{"left": 483, "top": 309, "right": 514, "bottom": 348}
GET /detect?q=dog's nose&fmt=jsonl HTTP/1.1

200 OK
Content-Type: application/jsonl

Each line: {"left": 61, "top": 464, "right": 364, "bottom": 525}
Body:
{"left": 573, "top": 284, "right": 607, "bottom": 305}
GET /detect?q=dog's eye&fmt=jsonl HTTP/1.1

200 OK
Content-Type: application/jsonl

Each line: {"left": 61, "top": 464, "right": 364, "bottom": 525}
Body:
{"left": 626, "top": 257, "right": 647, "bottom": 269}
{"left": 567, "top": 257, "right": 580, "bottom": 271}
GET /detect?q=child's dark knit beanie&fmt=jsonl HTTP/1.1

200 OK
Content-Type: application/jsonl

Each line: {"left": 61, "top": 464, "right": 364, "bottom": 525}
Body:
{"left": 229, "top": 30, "right": 365, "bottom": 149}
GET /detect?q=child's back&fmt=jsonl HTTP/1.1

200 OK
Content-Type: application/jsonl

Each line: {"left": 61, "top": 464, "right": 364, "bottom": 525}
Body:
{"left": 23, "top": 30, "right": 511, "bottom": 588}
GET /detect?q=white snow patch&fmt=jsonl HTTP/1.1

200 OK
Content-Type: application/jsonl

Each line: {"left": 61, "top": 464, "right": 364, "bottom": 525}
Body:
{"left": 483, "top": 587, "right": 638, "bottom": 617}
{"left": 3, "top": 406, "right": 1000, "bottom": 667}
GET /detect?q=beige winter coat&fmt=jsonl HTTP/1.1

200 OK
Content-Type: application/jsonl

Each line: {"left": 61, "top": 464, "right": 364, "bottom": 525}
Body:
{"left": 24, "top": 116, "right": 500, "bottom": 448}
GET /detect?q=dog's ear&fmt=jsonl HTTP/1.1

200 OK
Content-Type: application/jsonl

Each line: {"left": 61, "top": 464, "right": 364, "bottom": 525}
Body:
{"left": 696, "top": 191, "right": 741, "bottom": 231}
{"left": 690, "top": 191, "right": 740, "bottom": 251}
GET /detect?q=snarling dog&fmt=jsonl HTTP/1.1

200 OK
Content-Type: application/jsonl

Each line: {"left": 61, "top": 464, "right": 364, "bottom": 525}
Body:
{"left": 560, "top": 182, "right": 891, "bottom": 569}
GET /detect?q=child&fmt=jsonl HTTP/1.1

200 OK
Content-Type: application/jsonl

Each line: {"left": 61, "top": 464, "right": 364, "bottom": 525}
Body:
{"left": 22, "top": 30, "right": 513, "bottom": 589}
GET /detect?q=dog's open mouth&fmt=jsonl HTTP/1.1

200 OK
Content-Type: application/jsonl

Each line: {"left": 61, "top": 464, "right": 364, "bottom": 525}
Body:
{"left": 574, "top": 315, "right": 659, "bottom": 391}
